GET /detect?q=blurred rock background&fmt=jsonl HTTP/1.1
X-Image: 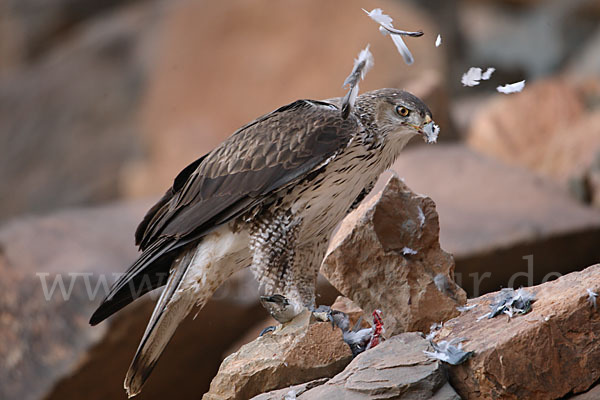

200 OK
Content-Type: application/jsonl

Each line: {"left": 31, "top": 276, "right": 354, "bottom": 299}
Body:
{"left": 0, "top": 0, "right": 599, "bottom": 399}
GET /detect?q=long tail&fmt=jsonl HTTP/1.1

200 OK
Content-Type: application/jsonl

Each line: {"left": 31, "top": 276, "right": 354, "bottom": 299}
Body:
{"left": 124, "top": 249, "right": 196, "bottom": 398}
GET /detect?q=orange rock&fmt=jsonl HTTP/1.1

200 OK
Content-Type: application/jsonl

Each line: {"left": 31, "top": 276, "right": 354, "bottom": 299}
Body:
{"left": 437, "top": 264, "right": 600, "bottom": 399}
{"left": 467, "top": 79, "right": 586, "bottom": 177}
{"left": 203, "top": 310, "right": 352, "bottom": 400}
{"left": 322, "top": 176, "right": 466, "bottom": 336}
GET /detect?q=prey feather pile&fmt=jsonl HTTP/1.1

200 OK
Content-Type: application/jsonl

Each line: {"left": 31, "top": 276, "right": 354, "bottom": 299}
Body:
{"left": 424, "top": 337, "right": 474, "bottom": 365}
{"left": 477, "top": 288, "right": 536, "bottom": 320}
{"left": 328, "top": 308, "right": 385, "bottom": 356}
{"left": 341, "top": 45, "right": 374, "bottom": 119}
{"left": 363, "top": 8, "right": 423, "bottom": 65}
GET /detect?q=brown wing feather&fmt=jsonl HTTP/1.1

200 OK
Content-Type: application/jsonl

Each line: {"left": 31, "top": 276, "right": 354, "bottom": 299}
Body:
{"left": 90, "top": 99, "right": 357, "bottom": 325}
{"left": 137, "top": 99, "right": 357, "bottom": 250}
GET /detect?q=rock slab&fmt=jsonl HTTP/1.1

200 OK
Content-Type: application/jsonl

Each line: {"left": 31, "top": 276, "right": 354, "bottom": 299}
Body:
{"left": 322, "top": 176, "right": 466, "bottom": 336}
{"left": 437, "top": 264, "right": 600, "bottom": 399}
{"left": 203, "top": 310, "right": 353, "bottom": 400}
{"left": 298, "top": 332, "right": 460, "bottom": 399}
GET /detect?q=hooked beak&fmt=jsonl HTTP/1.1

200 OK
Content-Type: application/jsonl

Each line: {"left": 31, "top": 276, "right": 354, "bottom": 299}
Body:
{"left": 406, "top": 114, "right": 439, "bottom": 143}
{"left": 420, "top": 115, "right": 439, "bottom": 144}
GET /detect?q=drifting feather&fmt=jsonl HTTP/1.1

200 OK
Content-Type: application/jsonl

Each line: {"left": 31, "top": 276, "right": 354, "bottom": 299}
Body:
{"left": 363, "top": 8, "right": 423, "bottom": 65}
{"left": 435, "top": 34, "right": 442, "bottom": 47}
{"left": 497, "top": 80, "right": 526, "bottom": 94}
{"left": 341, "top": 45, "right": 374, "bottom": 119}
{"left": 587, "top": 288, "right": 598, "bottom": 310}
{"left": 461, "top": 67, "right": 494, "bottom": 87}
{"left": 481, "top": 67, "right": 495, "bottom": 80}
{"left": 423, "top": 122, "right": 440, "bottom": 143}
{"left": 424, "top": 338, "right": 473, "bottom": 365}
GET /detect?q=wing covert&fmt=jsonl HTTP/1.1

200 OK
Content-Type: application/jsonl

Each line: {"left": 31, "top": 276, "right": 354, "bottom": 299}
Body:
{"left": 137, "top": 99, "right": 358, "bottom": 250}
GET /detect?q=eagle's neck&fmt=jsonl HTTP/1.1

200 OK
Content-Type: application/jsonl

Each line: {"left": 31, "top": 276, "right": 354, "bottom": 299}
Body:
{"left": 352, "top": 100, "right": 384, "bottom": 151}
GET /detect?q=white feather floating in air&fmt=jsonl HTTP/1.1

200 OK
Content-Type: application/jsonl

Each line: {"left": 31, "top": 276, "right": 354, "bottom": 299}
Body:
{"left": 341, "top": 45, "right": 374, "bottom": 119}
{"left": 497, "top": 80, "right": 526, "bottom": 94}
{"left": 363, "top": 8, "right": 423, "bottom": 65}
{"left": 435, "top": 34, "right": 442, "bottom": 47}
{"left": 461, "top": 67, "right": 495, "bottom": 87}
{"left": 481, "top": 67, "right": 495, "bottom": 80}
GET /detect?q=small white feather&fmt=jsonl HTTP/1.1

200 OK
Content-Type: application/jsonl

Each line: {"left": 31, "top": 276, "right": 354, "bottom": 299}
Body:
{"left": 481, "top": 67, "right": 495, "bottom": 80}
{"left": 461, "top": 67, "right": 495, "bottom": 87}
{"left": 402, "top": 247, "right": 417, "bottom": 255}
{"left": 363, "top": 8, "right": 393, "bottom": 27}
{"left": 341, "top": 45, "right": 374, "bottom": 117}
{"left": 435, "top": 34, "right": 442, "bottom": 47}
{"left": 363, "top": 8, "right": 420, "bottom": 65}
{"left": 461, "top": 67, "right": 482, "bottom": 87}
{"left": 587, "top": 288, "right": 598, "bottom": 310}
{"left": 457, "top": 304, "right": 477, "bottom": 312}
{"left": 423, "top": 122, "right": 440, "bottom": 143}
{"left": 497, "top": 80, "right": 526, "bottom": 94}
{"left": 390, "top": 34, "right": 414, "bottom": 65}
{"left": 417, "top": 206, "right": 426, "bottom": 227}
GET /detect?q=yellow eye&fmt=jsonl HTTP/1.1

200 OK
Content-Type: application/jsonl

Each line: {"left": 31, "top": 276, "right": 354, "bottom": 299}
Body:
{"left": 396, "top": 106, "right": 410, "bottom": 117}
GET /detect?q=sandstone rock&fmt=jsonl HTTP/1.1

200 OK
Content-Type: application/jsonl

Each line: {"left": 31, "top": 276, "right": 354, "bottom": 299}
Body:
{"left": 0, "top": 201, "right": 268, "bottom": 400}
{"left": 203, "top": 310, "right": 353, "bottom": 400}
{"left": 389, "top": 144, "right": 600, "bottom": 297}
{"left": 125, "top": 0, "right": 445, "bottom": 197}
{"left": 437, "top": 264, "right": 600, "bottom": 399}
{"left": 466, "top": 78, "right": 600, "bottom": 191}
{"left": 251, "top": 378, "right": 329, "bottom": 400}
{"left": 467, "top": 79, "right": 585, "bottom": 173}
{"left": 322, "top": 176, "right": 466, "bottom": 336}
{"left": 297, "top": 333, "right": 461, "bottom": 399}
{"left": 568, "top": 382, "right": 600, "bottom": 400}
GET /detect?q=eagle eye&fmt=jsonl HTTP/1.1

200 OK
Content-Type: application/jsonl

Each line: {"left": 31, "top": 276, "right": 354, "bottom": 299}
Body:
{"left": 396, "top": 106, "right": 410, "bottom": 117}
